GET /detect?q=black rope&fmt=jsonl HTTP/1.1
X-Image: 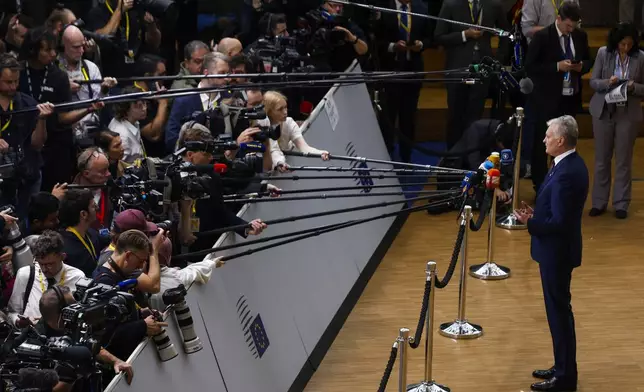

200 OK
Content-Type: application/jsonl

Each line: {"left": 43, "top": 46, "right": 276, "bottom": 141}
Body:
{"left": 434, "top": 223, "right": 466, "bottom": 289}
{"left": 469, "top": 191, "right": 492, "bottom": 232}
{"left": 409, "top": 278, "right": 431, "bottom": 349}
{"left": 377, "top": 343, "right": 398, "bottom": 392}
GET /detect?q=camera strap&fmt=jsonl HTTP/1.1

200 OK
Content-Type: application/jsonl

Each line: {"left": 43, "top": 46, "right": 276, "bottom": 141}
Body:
{"left": 108, "top": 258, "right": 128, "bottom": 280}
{"left": 22, "top": 264, "right": 35, "bottom": 314}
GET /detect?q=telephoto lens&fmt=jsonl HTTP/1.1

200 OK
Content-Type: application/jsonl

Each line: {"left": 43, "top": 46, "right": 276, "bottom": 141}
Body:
{"left": 152, "top": 327, "right": 179, "bottom": 362}
{"left": 163, "top": 285, "right": 203, "bottom": 354}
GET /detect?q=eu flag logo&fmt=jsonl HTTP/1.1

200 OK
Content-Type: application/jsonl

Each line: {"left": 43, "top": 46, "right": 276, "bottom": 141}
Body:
{"left": 250, "top": 314, "right": 270, "bottom": 358}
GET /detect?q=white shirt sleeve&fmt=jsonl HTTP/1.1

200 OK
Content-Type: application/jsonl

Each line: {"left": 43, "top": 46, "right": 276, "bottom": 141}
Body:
{"left": 270, "top": 139, "right": 286, "bottom": 169}
{"left": 177, "top": 260, "right": 216, "bottom": 287}
{"left": 285, "top": 117, "right": 303, "bottom": 143}
{"left": 64, "top": 265, "right": 86, "bottom": 292}
{"left": 7, "top": 266, "right": 31, "bottom": 326}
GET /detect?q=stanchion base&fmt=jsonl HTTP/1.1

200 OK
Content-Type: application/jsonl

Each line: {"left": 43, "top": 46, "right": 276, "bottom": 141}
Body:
{"left": 469, "top": 262, "right": 511, "bottom": 280}
{"left": 438, "top": 320, "right": 483, "bottom": 339}
{"left": 496, "top": 213, "right": 527, "bottom": 230}
{"left": 407, "top": 381, "right": 451, "bottom": 392}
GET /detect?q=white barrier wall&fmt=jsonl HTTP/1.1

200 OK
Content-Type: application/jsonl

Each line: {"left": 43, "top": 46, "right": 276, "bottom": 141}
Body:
{"left": 108, "top": 61, "right": 406, "bottom": 392}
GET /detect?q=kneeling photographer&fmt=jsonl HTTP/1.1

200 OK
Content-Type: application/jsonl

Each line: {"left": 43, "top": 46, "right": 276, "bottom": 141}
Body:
{"left": 34, "top": 286, "right": 134, "bottom": 391}
{"left": 172, "top": 125, "right": 267, "bottom": 252}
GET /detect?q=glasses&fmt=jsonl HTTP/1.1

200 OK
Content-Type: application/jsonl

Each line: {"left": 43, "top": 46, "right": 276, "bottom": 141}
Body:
{"left": 128, "top": 251, "right": 149, "bottom": 264}
{"left": 81, "top": 149, "right": 101, "bottom": 170}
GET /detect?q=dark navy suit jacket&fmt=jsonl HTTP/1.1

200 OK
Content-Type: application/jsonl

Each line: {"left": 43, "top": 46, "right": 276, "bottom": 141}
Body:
{"left": 528, "top": 151, "right": 589, "bottom": 269}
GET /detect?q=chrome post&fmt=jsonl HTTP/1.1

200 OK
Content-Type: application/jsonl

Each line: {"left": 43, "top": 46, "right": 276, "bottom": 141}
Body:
{"left": 497, "top": 107, "right": 527, "bottom": 230}
{"left": 407, "top": 262, "right": 450, "bottom": 392}
{"left": 398, "top": 328, "right": 410, "bottom": 392}
{"left": 439, "top": 206, "right": 483, "bottom": 339}
{"left": 469, "top": 193, "right": 511, "bottom": 280}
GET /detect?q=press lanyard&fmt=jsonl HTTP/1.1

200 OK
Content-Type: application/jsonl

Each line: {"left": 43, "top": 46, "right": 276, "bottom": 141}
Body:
{"left": 468, "top": 1, "right": 482, "bottom": 24}
{"left": 134, "top": 82, "right": 146, "bottom": 91}
{"left": 397, "top": 6, "right": 411, "bottom": 36}
{"left": 25, "top": 65, "right": 48, "bottom": 102}
{"left": 66, "top": 227, "right": 97, "bottom": 260}
{"left": 617, "top": 55, "right": 630, "bottom": 80}
{"left": 552, "top": 0, "right": 564, "bottom": 15}
{"left": 0, "top": 100, "right": 13, "bottom": 134}
{"left": 60, "top": 60, "right": 91, "bottom": 100}
{"left": 38, "top": 267, "right": 66, "bottom": 293}
{"left": 105, "top": 0, "right": 132, "bottom": 57}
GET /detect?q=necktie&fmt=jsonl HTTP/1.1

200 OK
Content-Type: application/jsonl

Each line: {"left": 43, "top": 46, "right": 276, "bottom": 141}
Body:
{"left": 47, "top": 277, "right": 56, "bottom": 288}
{"left": 472, "top": 0, "right": 480, "bottom": 23}
{"left": 563, "top": 35, "right": 579, "bottom": 93}
{"left": 399, "top": 4, "right": 410, "bottom": 41}
{"left": 563, "top": 35, "right": 573, "bottom": 60}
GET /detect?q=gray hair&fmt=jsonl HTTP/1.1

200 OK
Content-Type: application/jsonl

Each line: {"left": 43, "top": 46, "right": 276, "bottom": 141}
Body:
{"left": 547, "top": 115, "right": 578, "bottom": 147}
{"left": 77, "top": 147, "right": 108, "bottom": 172}
{"left": 203, "top": 52, "right": 229, "bottom": 73}
{"left": 183, "top": 40, "right": 209, "bottom": 61}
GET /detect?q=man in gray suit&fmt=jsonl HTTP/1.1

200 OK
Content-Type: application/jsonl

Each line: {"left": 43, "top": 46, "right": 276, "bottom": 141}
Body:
{"left": 434, "top": 0, "right": 509, "bottom": 149}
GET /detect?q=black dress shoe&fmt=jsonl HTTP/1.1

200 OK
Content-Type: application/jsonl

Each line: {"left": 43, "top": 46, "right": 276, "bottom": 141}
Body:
{"left": 531, "top": 376, "right": 577, "bottom": 391}
{"left": 615, "top": 210, "right": 627, "bottom": 219}
{"left": 588, "top": 207, "right": 605, "bottom": 217}
{"left": 532, "top": 366, "right": 555, "bottom": 379}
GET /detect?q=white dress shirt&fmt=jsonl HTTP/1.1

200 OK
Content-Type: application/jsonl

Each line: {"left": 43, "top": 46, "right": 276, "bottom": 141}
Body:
{"left": 198, "top": 81, "right": 221, "bottom": 111}
{"left": 8, "top": 262, "right": 85, "bottom": 325}
{"left": 256, "top": 117, "right": 305, "bottom": 168}
{"left": 109, "top": 118, "right": 145, "bottom": 164}
{"left": 387, "top": 1, "right": 420, "bottom": 60}
{"left": 554, "top": 148, "right": 576, "bottom": 166}
{"left": 149, "top": 260, "right": 216, "bottom": 310}
{"left": 555, "top": 22, "right": 576, "bottom": 61}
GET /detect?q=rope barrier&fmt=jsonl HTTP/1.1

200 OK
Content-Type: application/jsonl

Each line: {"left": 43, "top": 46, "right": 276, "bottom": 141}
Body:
{"left": 376, "top": 342, "right": 399, "bottom": 392}
{"left": 434, "top": 223, "right": 466, "bottom": 289}
{"left": 408, "top": 278, "right": 431, "bottom": 349}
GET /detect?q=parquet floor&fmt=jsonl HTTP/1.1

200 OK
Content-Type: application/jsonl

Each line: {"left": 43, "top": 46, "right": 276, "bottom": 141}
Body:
{"left": 305, "top": 139, "right": 644, "bottom": 392}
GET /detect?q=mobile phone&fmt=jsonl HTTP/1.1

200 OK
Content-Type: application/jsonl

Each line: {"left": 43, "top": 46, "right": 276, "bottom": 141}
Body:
{"left": 406, "top": 40, "right": 415, "bottom": 47}
{"left": 571, "top": 60, "right": 580, "bottom": 64}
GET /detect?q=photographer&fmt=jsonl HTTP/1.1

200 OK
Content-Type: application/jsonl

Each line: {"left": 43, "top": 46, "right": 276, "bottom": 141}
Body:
{"left": 108, "top": 86, "right": 151, "bottom": 164}
{"left": 7, "top": 230, "right": 85, "bottom": 327}
{"left": 72, "top": 148, "right": 113, "bottom": 231}
{"left": 26, "top": 192, "right": 61, "bottom": 235}
{"left": 0, "top": 53, "right": 55, "bottom": 220}
{"left": 97, "top": 209, "right": 159, "bottom": 268}
{"left": 170, "top": 40, "right": 210, "bottom": 91}
{"left": 36, "top": 287, "right": 134, "bottom": 389}
{"left": 175, "top": 125, "right": 267, "bottom": 250}
{"left": 257, "top": 91, "right": 329, "bottom": 172}
{"left": 95, "top": 129, "right": 128, "bottom": 179}
{"left": 59, "top": 189, "right": 108, "bottom": 278}
{"left": 165, "top": 52, "right": 230, "bottom": 152}
{"left": 85, "top": 0, "right": 162, "bottom": 78}
{"left": 93, "top": 228, "right": 164, "bottom": 296}
{"left": 316, "top": 1, "right": 368, "bottom": 71}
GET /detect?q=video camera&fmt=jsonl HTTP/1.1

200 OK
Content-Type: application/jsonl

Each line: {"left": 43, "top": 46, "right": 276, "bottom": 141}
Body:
{"left": 182, "top": 104, "right": 269, "bottom": 138}
{"left": 109, "top": 166, "right": 167, "bottom": 219}
{"left": 62, "top": 278, "right": 138, "bottom": 344}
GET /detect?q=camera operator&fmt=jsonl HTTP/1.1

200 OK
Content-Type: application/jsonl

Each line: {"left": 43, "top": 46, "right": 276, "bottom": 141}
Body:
{"left": 7, "top": 230, "right": 84, "bottom": 327}
{"left": 85, "top": 0, "right": 162, "bottom": 78}
{"left": 58, "top": 24, "right": 118, "bottom": 145}
{"left": 170, "top": 40, "right": 210, "bottom": 91}
{"left": 165, "top": 52, "right": 230, "bottom": 152}
{"left": 97, "top": 209, "right": 159, "bottom": 268}
{"left": 149, "top": 236, "right": 222, "bottom": 310}
{"left": 316, "top": 1, "right": 368, "bottom": 72}
{"left": 257, "top": 91, "right": 329, "bottom": 172}
{"left": 72, "top": 148, "right": 113, "bottom": 231}
{"left": 175, "top": 125, "right": 267, "bottom": 250}
{"left": 26, "top": 192, "right": 61, "bottom": 236}
{"left": 36, "top": 286, "right": 134, "bottom": 390}
{"left": 108, "top": 86, "right": 151, "bottom": 164}
{"left": 59, "top": 189, "right": 109, "bottom": 278}
{"left": 0, "top": 53, "right": 54, "bottom": 220}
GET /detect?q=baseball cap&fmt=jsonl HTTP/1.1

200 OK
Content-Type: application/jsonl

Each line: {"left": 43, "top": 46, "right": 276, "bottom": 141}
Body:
{"left": 113, "top": 209, "right": 158, "bottom": 234}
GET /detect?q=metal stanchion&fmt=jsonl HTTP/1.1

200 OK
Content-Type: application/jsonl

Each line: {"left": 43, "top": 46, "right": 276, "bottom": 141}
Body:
{"left": 439, "top": 206, "right": 483, "bottom": 339}
{"left": 469, "top": 194, "right": 511, "bottom": 280}
{"left": 398, "top": 328, "right": 411, "bottom": 392}
{"left": 497, "top": 107, "right": 527, "bottom": 230}
{"left": 407, "top": 262, "right": 450, "bottom": 392}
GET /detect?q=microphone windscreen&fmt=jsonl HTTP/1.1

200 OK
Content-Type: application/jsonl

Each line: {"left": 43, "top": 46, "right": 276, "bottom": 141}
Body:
{"left": 214, "top": 163, "right": 228, "bottom": 174}
{"left": 500, "top": 149, "right": 514, "bottom": 165}
{"left": 519, "top": 78, "right": 534, "bottom": 94}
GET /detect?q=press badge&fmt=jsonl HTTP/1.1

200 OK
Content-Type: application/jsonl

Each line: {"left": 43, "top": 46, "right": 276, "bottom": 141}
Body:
{"left": 190, "top": 202, "right": 200, "bottom": 232}
{"left": 562, "top": 72, "right": 573, "bottom": 96}
{"left": 99, "top": 228, "right": 110, "bottom": 237}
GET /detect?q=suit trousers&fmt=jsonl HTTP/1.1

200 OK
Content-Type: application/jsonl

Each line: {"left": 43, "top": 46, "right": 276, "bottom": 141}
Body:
{"left": 591, "top": 108, "right": 640, "bottom": 211}
{"left": 445, "top": 80, "right": 489, "bottom": 150}
{"left": 531, "top": 94, "right": 579, "bottom": 190}
{"left": 385, "top": 72, "right": 422, "bottom": 163}
{"left": 539, "top": 263, "right": 577, "bottom": 383}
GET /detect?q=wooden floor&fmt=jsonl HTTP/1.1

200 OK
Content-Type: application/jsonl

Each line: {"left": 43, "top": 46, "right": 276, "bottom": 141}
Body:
{"left": 304, "top": 138, "right": 644, "bottom": 392}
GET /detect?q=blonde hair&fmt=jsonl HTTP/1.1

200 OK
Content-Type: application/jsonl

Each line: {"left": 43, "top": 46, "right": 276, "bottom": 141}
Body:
{"left": 263, "top": 91, "right": 287, "bottom": 121}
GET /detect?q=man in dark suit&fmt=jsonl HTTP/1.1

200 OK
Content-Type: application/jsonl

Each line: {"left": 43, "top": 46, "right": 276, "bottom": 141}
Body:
{"left": 434, "top": 0, "right": 510, "bottom": 150}
{"left": 376, "top": 0, "right": 433, "bottom": 162}
{"left": 514, "top": 115, "right": 589, "bottom": 392}
{"left": 524, "top": 2, "right": 592, "bottom": 192}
